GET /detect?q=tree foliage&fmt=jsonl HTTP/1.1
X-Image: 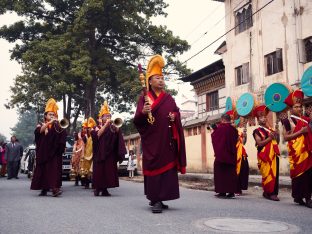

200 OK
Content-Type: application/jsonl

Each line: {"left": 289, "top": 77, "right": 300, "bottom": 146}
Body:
{"left": 0, "top": 0, "right": 191, "bottom": 133}
{"left": 0, "top": 133, "right": 7, "bottom": 143}
{"left": 11, "top": 110, "right": 38, "bottom": 147}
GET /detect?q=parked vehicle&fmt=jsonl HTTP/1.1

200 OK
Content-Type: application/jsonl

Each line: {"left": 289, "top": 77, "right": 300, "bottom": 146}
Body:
{"left": 20, "top": 145, "right": 36, "bottom": 174}
{"left": 62, "top": 137, "right": 74, "bottom": 180}
{"left": 118, "top": 153, "right": 138, "bottom": 176}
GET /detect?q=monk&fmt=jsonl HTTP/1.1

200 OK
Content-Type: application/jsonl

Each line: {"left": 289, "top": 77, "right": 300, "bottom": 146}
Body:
{"left": 91, "top": 101, "right": 126, "bottom": 196}
{"left": 133, "top": 55, "right": 187, "bottom": 213}
{"left": 212, "top": 113, "right": 239, "bottom": 198}
{"left": 227, "top": 111, "right": 249, "bottom": 195}
{"left": 281, "top": 90, "right": 312, "bottom": 208}
{"left": 30, "top": 98, "right": 67, "bottom": 197}
{"left": 79, "top": 118, "right": 95, "bottom": 189}
{"left": 70, "top": 131, "right": 84, "bottom": 186}
{"left": 252, "top": 105, "right": 280, "bottom": 201}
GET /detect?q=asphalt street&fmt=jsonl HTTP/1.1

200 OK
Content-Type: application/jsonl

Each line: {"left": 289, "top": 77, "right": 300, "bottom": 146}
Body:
{"left": 0, "top": 174, "right": 311, "bottom": 234}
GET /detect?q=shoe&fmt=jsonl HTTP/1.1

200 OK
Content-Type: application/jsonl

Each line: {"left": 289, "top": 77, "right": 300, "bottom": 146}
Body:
{"left": 305, "top": 199, "right": 312, "bottom": 208}
{"left": 269, "top": 195, "right": 280, "bottom": 201}
{"left": 38, "top": 190, "right": 47, "bottom": 196}
{"left": 263, "top": 192, "right": 270, "bottom": 200}
{"left": 215, "top": 193, "right": 226, "bottom": 198}
{"left": 149, "top": 201, "right": 169, "bottom": 209}
{"left": 101, "top": 189, "right": 111, "bottom": 197}
{"left": 94, "top": 190, "right": 100, "bottom": 196}
{"left": 294, "top": 198, "right": 305, "bottom": 205}
{"left": 52, "top": 189, "right": 62, "bottom": 197}
{"left": 226, "top": 193, "right": 235, "bottom": 198}
{"left": 15, "top": 177, "right": 19, "bottom": 179}
{"left": 160, "top": 202, "right": 169, "bottom": 209}
{"left": 7, "top": 177, "right": 12, "bottom": 180}
{"left": 152, "top": 202, "right": 162, "bottom": 213}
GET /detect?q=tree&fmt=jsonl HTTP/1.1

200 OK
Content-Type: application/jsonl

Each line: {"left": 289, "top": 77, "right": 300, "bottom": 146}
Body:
{"left": 11, "top": 110, "right": 38, "bottom": 147}
{"left": 0, "top": 133, "right": 7, "bottom": 143}
{"left": 0, "top": 0, "right": 191, "bottom": 131}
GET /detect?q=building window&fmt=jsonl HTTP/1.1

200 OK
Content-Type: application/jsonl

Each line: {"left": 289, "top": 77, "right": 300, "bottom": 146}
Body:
{"left": 265, "top": 49, "right": 283, "bottom": 76}
{"left": 206, "top": 91, "right": 219, "bottom": 111}
{"left": 235, "top": 3, "right": 253, "bottom": 34}
{"left": 198, "top": 94, "right": 206, "bottom": 115}
{"left": 235, "top": 62, "right": 249, "bottom": 86}
{"left": 304, "top": 36, "right": 312, "bottom": 63}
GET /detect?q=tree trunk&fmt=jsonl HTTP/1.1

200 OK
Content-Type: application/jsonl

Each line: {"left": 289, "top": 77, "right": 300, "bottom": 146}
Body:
{"left": 85, "top": 76, "right": 97, "bottom": 118}
{"left": 71, "top": 104, "right": 82, "bottom": 134}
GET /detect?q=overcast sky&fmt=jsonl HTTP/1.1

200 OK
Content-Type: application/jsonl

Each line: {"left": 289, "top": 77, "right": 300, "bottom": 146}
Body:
{"left": 0, "top": 0, "right": 224, "bottom": 139}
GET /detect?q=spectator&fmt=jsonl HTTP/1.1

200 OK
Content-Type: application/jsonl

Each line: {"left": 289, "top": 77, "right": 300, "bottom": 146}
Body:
{"left": 127, "top": 150, "right": 136, "bottom": 178}
{"left": 0, "top": 142, "right": 8, "bottom": 177}
{"left": 5, "top": 136, "right": 23, "bottom": 179}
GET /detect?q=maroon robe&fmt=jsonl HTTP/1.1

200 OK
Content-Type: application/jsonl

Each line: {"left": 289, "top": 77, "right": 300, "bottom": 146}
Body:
{"left": 133, "top": 91, "right": 187, "bottom": 202}
{"left": 91, "top": 124, "right": 126, "bottom": 190}
{"left": 212, "top": 123, "right": 239, "bottom": 194}
{"left": 31, "top": 124, "right": 67, "bottom": 190}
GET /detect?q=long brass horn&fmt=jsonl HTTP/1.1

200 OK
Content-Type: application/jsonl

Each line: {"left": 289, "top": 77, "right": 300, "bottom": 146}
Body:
{"left": 112, "top": 115, "right": 123, "bottom": 128}
{"left": 59, "top": 118, "right": 69, "bottom": 129}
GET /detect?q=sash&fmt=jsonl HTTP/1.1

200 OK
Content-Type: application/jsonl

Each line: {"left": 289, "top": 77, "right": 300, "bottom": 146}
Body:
{"left": 287, "top": 117, "right": 312, "bottom": 178}
{"left": 256, "top": 127, "right": 279, "bottom": 193}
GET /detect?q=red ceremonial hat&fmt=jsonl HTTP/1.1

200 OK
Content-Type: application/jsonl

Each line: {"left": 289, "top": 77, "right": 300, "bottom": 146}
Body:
{"left": 226, "top": 110, "right": 236, "bottom": 120}
{"left": 284, "top": 89, "right": 304, "bottom": 107}
{"left": 253, "top": 104, "right": 268, "bottom": 118}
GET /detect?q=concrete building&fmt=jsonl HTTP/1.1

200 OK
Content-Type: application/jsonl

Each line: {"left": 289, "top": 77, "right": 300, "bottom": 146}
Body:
{"left": 181, "top": 0, "right": 312, "bottom": 174}
{"left": 181, "top": 59, "right": 226, "bottom": 172}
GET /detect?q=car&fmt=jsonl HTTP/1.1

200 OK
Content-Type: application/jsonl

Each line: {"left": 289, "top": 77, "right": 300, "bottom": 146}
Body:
{"left": 20, "top": 145, "right": 36, "bottom": 174}
{"left": 27, "top": 149, "right": 36, "bottom": 179}
{"left": 118, "top": 153, "right": 138, "bottom": 176}
{"left": 62, "top": 137, "right": 74, "bottom": 180}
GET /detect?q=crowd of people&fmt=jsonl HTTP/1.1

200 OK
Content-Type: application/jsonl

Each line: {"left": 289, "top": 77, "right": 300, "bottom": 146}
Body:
{"left": 1, "top": 54, "right": 312, "bottom": 213}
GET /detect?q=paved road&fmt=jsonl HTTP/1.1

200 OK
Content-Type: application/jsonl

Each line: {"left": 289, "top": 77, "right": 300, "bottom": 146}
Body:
{"left": 0, "top": 174, "right": 311, "bottom": 234}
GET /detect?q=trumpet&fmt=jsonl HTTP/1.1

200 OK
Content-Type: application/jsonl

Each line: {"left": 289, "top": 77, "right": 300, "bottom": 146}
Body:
{"left": 109, "top": 115, "right": 123, "bottom": 132}
{"left": 51, "top": 117, "right": 69, "bottom": 133}
{"left": 111, "top": 115, "right": 123, "bottom": 128}
{"left": 59, "top": 118, "right": 69, "bottom": 129}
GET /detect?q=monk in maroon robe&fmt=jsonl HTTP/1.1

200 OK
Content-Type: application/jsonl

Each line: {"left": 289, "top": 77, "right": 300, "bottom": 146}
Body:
{"left": 133, "top": 55, "right": 187, "bottom": 213}
{"left": 31, "top": 98, "right": 67, "bottom": 197}
{"left": 91, "top": 101, "right": 126, "bottom": 196}
{"left": 212, "top": 113, "right": 239, "bottom": 198}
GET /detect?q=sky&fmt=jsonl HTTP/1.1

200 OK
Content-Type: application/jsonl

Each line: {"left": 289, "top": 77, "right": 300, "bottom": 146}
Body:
{"left": 0, "top": 0, "right": 225, "bottom": 139}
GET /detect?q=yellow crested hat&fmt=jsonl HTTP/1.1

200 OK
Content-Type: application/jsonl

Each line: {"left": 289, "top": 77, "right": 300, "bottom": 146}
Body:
{"left": 45, "top": 98, "right": 59, "bottom": 115}
{"left": 87, "top": 117, "right": 96, "bottom": 128}
{"left": 146, "top": 54, "right": 165, "bottom": 90}
{"left": 82, "top": 119, "right": 88, "bottom": 128}
{"left": 98, "top": 101, "right": 110, "bottom": 117}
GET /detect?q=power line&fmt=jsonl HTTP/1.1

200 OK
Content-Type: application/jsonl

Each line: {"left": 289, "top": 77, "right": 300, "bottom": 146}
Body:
{"left": 182, "top": 0, "right": 275, "bottom": 65}
{"left": 185, "top": 3, "right": 223, "bottom": 40}
{"left": 189, "top": 0, "right": 246, "bottom": 47}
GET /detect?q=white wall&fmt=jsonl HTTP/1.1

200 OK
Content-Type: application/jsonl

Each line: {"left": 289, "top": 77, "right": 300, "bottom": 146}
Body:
{"left": 223, "top": 0, "right": 312, "bottom": 99}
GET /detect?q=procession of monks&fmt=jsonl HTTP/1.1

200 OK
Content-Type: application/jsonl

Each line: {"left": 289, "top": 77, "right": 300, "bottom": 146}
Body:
{"left": 212, "top": 89, "right": 312, "bottom": 209}
{"left": 30, "top": 54, "right": 312, "bottom": 213}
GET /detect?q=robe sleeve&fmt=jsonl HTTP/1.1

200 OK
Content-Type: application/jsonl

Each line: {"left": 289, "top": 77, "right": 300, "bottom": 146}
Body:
{"left": 58, "top": 130, "right": 67, "bottom": 155}
{"left": 133, "top": 95, "right": 149, "bottom": 134}
{"left": 116, "top": 130, "right": 127, "bottom": 163}
{"left": 34, "top": 126, "right": 42, "bottom": 146}
{"left": 172, "top": 106, "right": 187, "bottom": 174}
